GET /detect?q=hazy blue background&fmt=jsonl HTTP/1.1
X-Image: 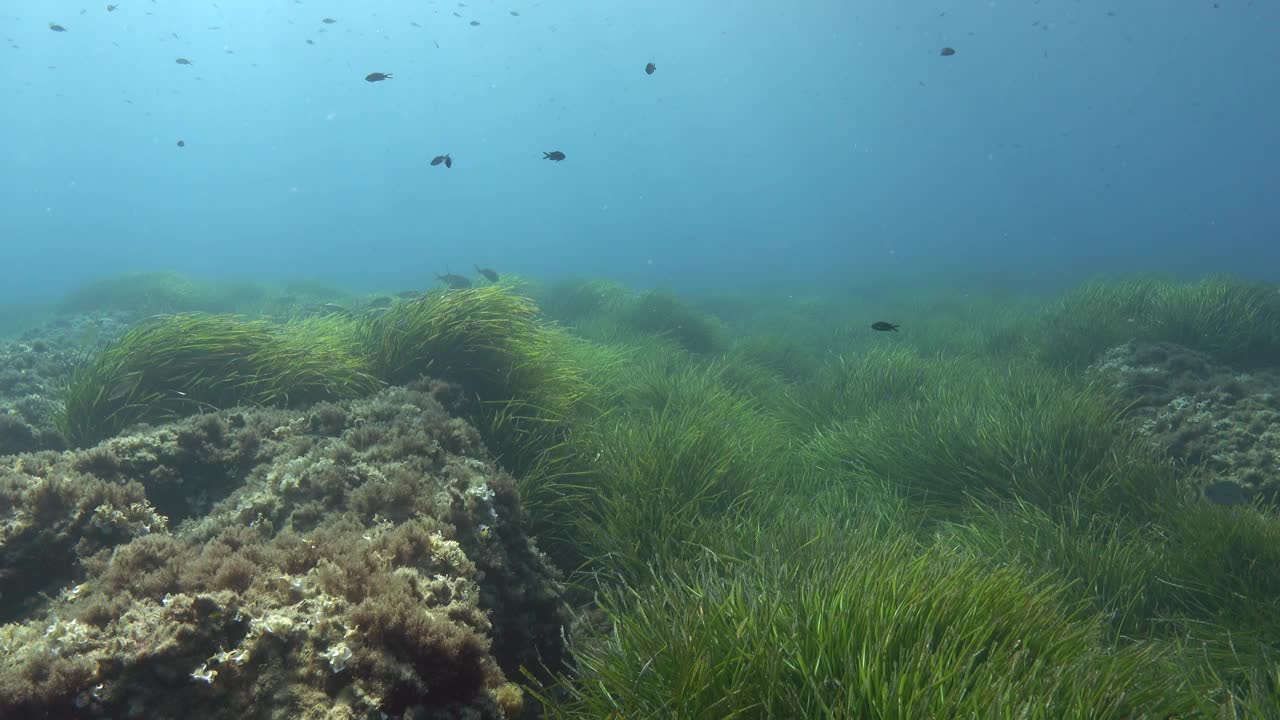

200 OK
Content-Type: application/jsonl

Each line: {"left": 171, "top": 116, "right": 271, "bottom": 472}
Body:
{"left": 2, "top": 0, "right": 1277, "bottom": 304}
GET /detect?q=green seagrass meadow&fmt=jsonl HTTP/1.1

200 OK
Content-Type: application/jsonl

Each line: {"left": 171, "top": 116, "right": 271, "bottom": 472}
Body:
{"left": 40, "top": 272, "right": 1280, "bottom": 718}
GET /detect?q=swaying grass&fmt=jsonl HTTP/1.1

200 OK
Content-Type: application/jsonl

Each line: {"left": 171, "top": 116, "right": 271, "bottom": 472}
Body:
{"left": 531, "top": 280, "right": 728, "bottom": 355}
{"left": 59, "top": 271, "right": 214, "bottom": 315}
{"left": 248, "top": 314, "right": 376, "bottom": 407}
{"left": 1156, "top": 277, "right": 1280, "bottom": 368}
{"left": 58, "top": 313, "right": 380, "bottom": 446}
{"left": 359, "top": 287, "right": 584, "bottom": 405}
{"left": 804, "top": 356, "right": 1182, "bottom": 520}
{"left": 1156, "top": 501, "right": 1280, "bottom": 683}
{"left": 616, "top": 290, "right": 728, "bottom": 355}
{"left": 1204, "top": 660, "right": 1280, "bottom": 719}
{"left": 47, "top": 271, "right": 1280, "bottom": 717}
{"left": 358, "top": 286, "right": 593, "bottom": 472}
{"left": 529, "top": 359, "right": 796, "bottom": 582}
{"left": 780, "top": 345, "right": 959, "bottom": 430}
{"left": 1034, "top": 275, "right": 1280, "bottom": 370}
{"left": 534, "top": 511, "right": 1199, "bottom": 720}
{"left": 938, "top": 497, "right": 1280, "bottom": 710}
{"left": 724, "top": 333, "right": 826, "bottom": 385}
{"left": 56, "top": 271, "right": 298, "bottom": 316}
{"left": 939, "top": 499, "right": 1172, "bottom": 639}
{"left": 531, "top": 278, "right": 632, "bottom": 327}
{"left": 57, "top": 285, "right": 593, "bottom": 466}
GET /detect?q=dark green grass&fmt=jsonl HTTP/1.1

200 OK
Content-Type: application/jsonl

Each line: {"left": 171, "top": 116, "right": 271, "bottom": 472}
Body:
{"left": 46, "top": 271, "right": 1280, "bottom": 717}
{"left": 938, "top": 499, "right": 1172, "bottom": 639}
{"left": 802, "top": 354, "right": 1182, "bottom": 520}
{"left": 531, "top": 281, "right": 728, "bottom": 355}
{"left": 521, "top": 358, "right": 796, "bottom": 582}
{"left": 1033, "top": 275, "right": 1280, "bottom": 370}
{"left": 779, "top": 345, "right": 955, "bottom": 430}
{"left": 697, "top": 275, "right": 1049, "bottom": 364}
{"left": 616, "top": 290, "right": 728, "bottom": 354}
{"left": 57, "top": 313, "right": 380, "bottom": 446}
{"left": 529, "top": 278, "right": 632, "bottom": 327}
{"left": 1157, "top": 501, "right": 1280, "bottom": 685}
{"left": 723, "top": 333, "right": 826, "bottom": 384}
{"left": 518, "top": 275, "right": 1280, "bottom": 717}
{"left": 937, "top": 496, "right": 1280, "bottom": 711}
{"left": 533, "top": 510, "right": 1199, "bottom": 720}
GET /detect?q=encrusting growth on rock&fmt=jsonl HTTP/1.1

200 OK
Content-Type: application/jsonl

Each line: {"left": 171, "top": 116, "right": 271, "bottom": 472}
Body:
{"left": 0, "top": 378, "right": 567, "bottom": 719}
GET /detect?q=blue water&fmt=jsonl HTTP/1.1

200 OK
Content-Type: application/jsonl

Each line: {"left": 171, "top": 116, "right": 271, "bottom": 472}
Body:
{"left": 2, "top": 0, "right": 1277, "bottom": 303}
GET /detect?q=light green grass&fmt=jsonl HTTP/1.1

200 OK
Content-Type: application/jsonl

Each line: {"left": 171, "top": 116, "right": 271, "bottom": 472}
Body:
{"left": 57, "top": 313, "right": 380, "bottom": 446}
{"left": 357, "top": 286, "right": 593, "bottom": 473}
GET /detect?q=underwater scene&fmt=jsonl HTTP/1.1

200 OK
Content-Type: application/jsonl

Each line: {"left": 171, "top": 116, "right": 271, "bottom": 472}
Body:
{"left": 2, "top": 1, "right": 1279, "bottom": 718}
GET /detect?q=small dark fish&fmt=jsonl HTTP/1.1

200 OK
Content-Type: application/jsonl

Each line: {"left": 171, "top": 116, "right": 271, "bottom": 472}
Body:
{"left": 107, "top": 4, "right": 117, "bottom": 10}
{"left": 470, "top": 20, "right": 480, "bottom": 26}
{"left": 1204, "top": 480, "right": 1248, "bottom": 506}
{"left": 395, "top": 290, "right": 421, "bottom": 298}
{"left": 543, "top": 150, "right": 566, "bottom": 161}
{"left": 411, "top": 21, "right": 422, "bottom": 27}
{"left": 436, "top": 273, "right": 472, "bottom": 289}
{"left": 939, "top": 47, "right": 956, "bottom": 56}
{"left": 365, "top": 72, "right": 393, "bottom": 82}
{"left": 475, "top": 265, "right": 498, "bottom": 282}
{"left": 49, "top": 23, "right": 68, "bottom": 32}
{"left": 175, "top": 57, "right": 192, "bottom": 65}
{"left": 431, "top": 154, "right": 453, "bottom": 168}
{"left": 176, "top": 139, "right": 185, "bottom": 147}
{"left": 645, "top": 62, "right": 656, "bottom": 75}
{"left": 367, "top": 296, "right": 393, "bottom": 308}
{"left": 306, "top": 39, "right": 315, "bottom": 45}
{"left": 510, "top": 10, "right": 520, "bottom": 16}
{"left": 453, "top": 11, "right": 462, "bottom": 17}
{"left": 322, "top": 17, "right": 336, "bottom": 23}
{"left": 871, "top": 321, "right": 899, "bottom": 332}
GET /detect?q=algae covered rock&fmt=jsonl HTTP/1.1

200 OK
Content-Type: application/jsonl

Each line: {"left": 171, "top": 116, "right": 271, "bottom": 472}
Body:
{"left": 0, "top": 334, "right": 80, "bottom": 454}
{"left": 0, "top": 379, "right": 566, "bottom": 718}
{"left": 1091, "top": 340, "right": 1280, "bottom": 505}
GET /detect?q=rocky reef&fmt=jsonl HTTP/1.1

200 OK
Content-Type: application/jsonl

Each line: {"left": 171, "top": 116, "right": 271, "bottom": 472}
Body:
{"left": 1090, "top": 341, "right": 1280, "bottom": 506}
{"left": 0, "top": 379, "right": 566, "bottom": 719}
{"left": 0, "top": 311, "right": 137, "bottom": 456}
